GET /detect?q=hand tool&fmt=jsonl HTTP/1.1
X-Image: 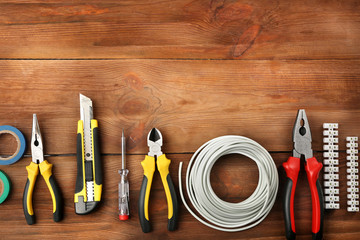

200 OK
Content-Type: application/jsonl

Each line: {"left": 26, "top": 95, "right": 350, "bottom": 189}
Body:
{"left": 0, "top": 170, "right": 11, "bottom": 204}
{"left": 178, "top": 135, "right": 278, "bottom": 232}
{"left": 282, "top": 109, "right": 324, "bottom": 240}
{"left": 346, "top": 136, "right": 359, "bottom": 212}
{"left": 139, "top": 128, "right": 178, "bottom": 233}
{"left": 23, "top": 114, "right": 63, "bottom": 225}
{"left": 74, "top": 94, "right": 102, "bottom": 214}
{"left": 118, "top": 129, "right": 129, "bottom": 220}
{"left": 0, "top": 125, "right": 26, "bottom": 165}
{"left": 323, "top": 123, "right": 339, "bottom": 209}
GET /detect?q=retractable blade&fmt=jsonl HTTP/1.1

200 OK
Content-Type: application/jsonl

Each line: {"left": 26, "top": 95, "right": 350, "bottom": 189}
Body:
{"left": 80, "top": 94, "right": 93, "bottom": 162}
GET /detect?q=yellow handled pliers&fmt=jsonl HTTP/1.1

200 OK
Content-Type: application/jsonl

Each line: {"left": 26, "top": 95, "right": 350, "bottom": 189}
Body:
{"left": 23, "top": 114, "right": 63, "bottom": 225}
{"left": 138, "top": 128, "right": 179, "bottom": 233}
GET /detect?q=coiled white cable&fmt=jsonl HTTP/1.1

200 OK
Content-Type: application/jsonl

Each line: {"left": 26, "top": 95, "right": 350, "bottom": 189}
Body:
{"left": 178, "top": 135, "right": 279, "bottom": 232}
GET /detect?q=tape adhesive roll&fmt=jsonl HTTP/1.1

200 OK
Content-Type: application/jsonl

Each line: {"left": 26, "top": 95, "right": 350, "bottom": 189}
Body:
{"left": 0, "top": 170, "right": 11, "bottom": 204}
{"left": 0, "top": 125, "right": 26, "bottom": 165}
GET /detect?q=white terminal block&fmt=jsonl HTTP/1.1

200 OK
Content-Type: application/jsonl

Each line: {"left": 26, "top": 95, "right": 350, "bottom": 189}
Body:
{"left": 324, "top": 173, "right": 339, "bottom": 180}
{"left": 324, "top": 159, "right": 339, "bottom": 165}
{"left": 325, "top": 188, "right": 339, "bottom": 194}
{"left": 347, "top": 168, "right": 358, "bottom": 174}
{"left": 324, "top": 166, "right": 339, "bottom": 172}
{"left": 324, "top": 137, "right": 339, "bottom": 144}
{"left": 323, "top": 123, "right": 340, "bottom": 209}
{"left": 347, "top": 136, "right": 359, "bottom": 212}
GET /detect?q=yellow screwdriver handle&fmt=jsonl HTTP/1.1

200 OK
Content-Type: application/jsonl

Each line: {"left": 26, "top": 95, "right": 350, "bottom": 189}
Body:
{"left": 39, "top": 160, "right": 63, "bottom": 222}
{"left": 157, "top": 154, "right": 179, "bottom": 231}
{"left": 138, "top": 155, "right": 155, "bottom": 233}
{"left": 23, "top": 162, "right": 39, "bottom": 225}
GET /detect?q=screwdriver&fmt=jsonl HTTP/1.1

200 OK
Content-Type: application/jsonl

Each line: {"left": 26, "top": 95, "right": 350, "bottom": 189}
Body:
{"left": 118, "top": 129, "right": 130, "bottom": 220}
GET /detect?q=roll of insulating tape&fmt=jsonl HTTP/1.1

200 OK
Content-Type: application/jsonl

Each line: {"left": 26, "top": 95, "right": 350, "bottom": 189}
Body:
{"left": 0, "top": 170, "right": 11, "bottom": 204}
{"left": 0, "top": 125, "right": 26, "bottom": 165}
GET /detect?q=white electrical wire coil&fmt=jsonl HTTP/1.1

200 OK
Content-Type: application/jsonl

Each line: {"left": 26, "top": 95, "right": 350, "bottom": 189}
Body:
{"left": 178, "top": 135, "right": 279, "bottom": 232}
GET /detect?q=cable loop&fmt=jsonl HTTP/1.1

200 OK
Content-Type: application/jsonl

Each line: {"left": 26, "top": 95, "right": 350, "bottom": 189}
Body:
{"left": 179, "top": 135, "right": 279, "bottom": 232}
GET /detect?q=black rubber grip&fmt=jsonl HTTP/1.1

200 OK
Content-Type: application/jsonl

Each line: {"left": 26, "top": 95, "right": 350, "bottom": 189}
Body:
{"left": 166, "top": 174, "right": 178, "bottom": 231}
{"left": 85, "top": 161, "right": 93, "bottom": 181}
{"left": 283, "top": 177, "right": 296, "bottom": 240}
{"left": 75, "top": 133, "right": 84, "bottom": 194}
{"left": 23, "top": 179, "right": 35, "bottom": 225}
{"left": 139, "top": 175, "right": 151, "bottom": 233}
{"left": 313, "top": 179, "right": 324, "bottom": 240}
{"left": 49, "top": 175, "right": 63, "bottom": 222}
{"left": 93, "top": 127, "right": 102, "bottom": 185}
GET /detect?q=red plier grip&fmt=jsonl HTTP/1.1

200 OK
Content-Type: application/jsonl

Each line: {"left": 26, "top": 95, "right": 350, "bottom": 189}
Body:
{"left": 305, "top": 157, "right": 324, "bottom": 240}
{"left": 283, "top": 157, "right": 300, "bottom": 240}
{"left": 283, "top": 157, "right": 324, "bottom": 240}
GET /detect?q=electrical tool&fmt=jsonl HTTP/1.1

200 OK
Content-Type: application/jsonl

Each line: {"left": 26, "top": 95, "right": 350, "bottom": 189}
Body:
{"left": 118, "top": 129, "right": 129, "bottom": 220}
{"left": 282, "top": 109, "right": 324, "bottom": 240}
{"left": 0, "top": 170, "right": 11, "bottom": 204}
{"left": 23, "top": 114, "right": 63, "bottom": 225}
{"left": 179, "top": 135, "right": 278, "bottom": 232}
{"left": 74, "top": 94, "right": 102, "bottom": 214}
{"left": 138, "top": 128, "right": 178, "bottom": 233}
{"left": 323, "top": 123, "right": 339, "bottom": 209}
{"left": 0, "top": 125, "right": 26, "bottom": 165}
{"left": 346, "top": 136, "right": 359, "bottom": 212}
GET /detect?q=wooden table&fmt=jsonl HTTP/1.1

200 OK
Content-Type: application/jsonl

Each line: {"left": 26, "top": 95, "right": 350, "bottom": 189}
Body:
{"left": 0, "top": 0, "right": 359, "bottom": 239}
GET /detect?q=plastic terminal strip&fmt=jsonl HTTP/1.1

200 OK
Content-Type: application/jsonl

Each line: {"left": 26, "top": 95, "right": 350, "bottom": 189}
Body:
{"left": 347, "top": 136, "right": 359, "bottom": 212}
{"left": 323, "top": 123, "right": 339, "bottom": 209}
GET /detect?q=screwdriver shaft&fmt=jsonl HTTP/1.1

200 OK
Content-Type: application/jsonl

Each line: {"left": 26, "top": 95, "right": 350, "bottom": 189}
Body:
{"left": 122, "top": 129, "right": 126, "bottom": 170}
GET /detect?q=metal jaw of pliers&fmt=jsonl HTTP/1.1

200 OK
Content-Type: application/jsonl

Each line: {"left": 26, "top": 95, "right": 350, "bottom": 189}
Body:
{"left": 31, "top": 114, "right": 44, "bottom": 164}
{"left": 292, "top": 109, "right": 313, "bottom": 160}
{"left": 22, "top": 114, "right": 63, "bottom": 225}
{"left": 138, "top": 128, "right": 179, "bottom": 233}
{"left": 147, "top": 128, "right": 163, "bottom": 157}
{"left": 282, "top": 109, "right": 324, "bottom": 240}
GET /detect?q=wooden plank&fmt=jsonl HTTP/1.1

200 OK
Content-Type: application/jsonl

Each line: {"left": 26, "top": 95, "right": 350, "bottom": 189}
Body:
{"left": 0, "top": 59, "right": 359, "bottom": 156}
{"left": 0, "top": 153, "right": 359, "bottom": 239}
{"left": 0, "top": 0, "right": 359, "bottom": 59}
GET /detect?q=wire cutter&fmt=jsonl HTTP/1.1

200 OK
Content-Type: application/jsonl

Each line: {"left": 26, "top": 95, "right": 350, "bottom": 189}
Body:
{"left": 23, "top": 114, "right": 63, "bottom": 225}
{"left": 282, "top": 109, "right": 324, "bottom": 240}
{"left": 138, "top": 128, "right": 179, "bottom": 233}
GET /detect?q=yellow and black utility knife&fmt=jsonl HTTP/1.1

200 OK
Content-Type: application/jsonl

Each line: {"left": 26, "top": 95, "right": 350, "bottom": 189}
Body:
{"left": 74, "top": 94, "right": 102, "bottom": 214}
{"left": 138, "top": 128, "right": 178, "bottom": 233}
{"left": 23, "top": 114, "right": 63, "bottom": 225}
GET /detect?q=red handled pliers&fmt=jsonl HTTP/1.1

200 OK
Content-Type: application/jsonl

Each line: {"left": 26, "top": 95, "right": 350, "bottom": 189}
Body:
{"left": 282, "top": 109, "right": 324, "bottom": 240}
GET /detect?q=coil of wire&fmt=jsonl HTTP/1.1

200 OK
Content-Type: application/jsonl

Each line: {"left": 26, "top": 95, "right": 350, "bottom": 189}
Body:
{"left": 179, "top": 135, "right": 279, "bottom": 232}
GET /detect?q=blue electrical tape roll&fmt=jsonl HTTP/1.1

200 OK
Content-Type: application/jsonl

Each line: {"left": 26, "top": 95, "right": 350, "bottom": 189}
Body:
{"left": 0, "top": 125, "right": 26, "bottom": 165}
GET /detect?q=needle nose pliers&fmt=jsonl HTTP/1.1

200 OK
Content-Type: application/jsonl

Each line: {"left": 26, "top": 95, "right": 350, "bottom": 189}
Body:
{"left": 282, "top": 109, "right": 324, "bottom": 240}
{"left": 138, "top": 128, "right": 179, "bottom": 233}
{"left": 23, "top": 114, "right": 63, "bottom": 225}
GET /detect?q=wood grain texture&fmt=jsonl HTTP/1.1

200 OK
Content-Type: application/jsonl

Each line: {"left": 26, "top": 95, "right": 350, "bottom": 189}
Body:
{"left": 0, "top": 60, "right": 359, "bottom": 156}
{"left": 0, "top": 0, "right": 360, "bottom": 239}
{"left": 0, "top": 153, "right": 359, "bottom": 239}
{"left": 0, "top": 0, "right": 359, "bottom": 59}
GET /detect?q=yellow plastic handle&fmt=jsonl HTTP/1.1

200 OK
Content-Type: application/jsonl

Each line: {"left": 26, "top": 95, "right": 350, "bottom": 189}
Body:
{"left": 75, "top": 120, "right": 86, "bottom": 203}
{"left": 157, "top": 154, "right": 178, "bottom": 231}
{"left": 39, "top": 160, "right": 63, "bottom": 222}
{"left": 39, "top": 161, "right": 56, "bottom": 211}
{"left": 24, "top": 162, "right": 39, "bottom": 216}
{"left": 157, "top": 154, "right": 173, "bottom": 218}
{"left": 138, "top": 155, "right": 155, "bottom": 233}
{"left": 140, "top": 155, "right": 155, "bottom": 220}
